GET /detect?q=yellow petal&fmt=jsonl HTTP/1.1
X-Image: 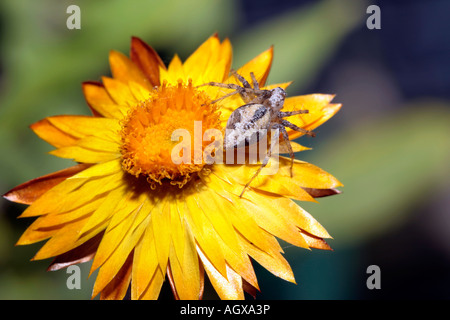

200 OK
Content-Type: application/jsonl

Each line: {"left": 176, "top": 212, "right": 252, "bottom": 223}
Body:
{"left": 183, "top": 190, "right": 227, "bottom": 278}
{"left": 170, "top": 200, "right": 185, "bottom": 268}
{"left": 92, "top": 203, "right": 150, "bottom": 298}
{"left": 234, "top": 46, "right": 273, "bottom": 87}
{"left": 31, "top": 196, "right": 103, "bottom": 230}
{"left": 194, "top": 190, "right": 240, "bottom": 255}
{"left": 49, "top": 145, "right": 119, "bottom": 163}
{"left": 20, "top": 172, "right": 123, "bottom": 219}
{"left": 131, "top": 216, "right": 160, "bottom": 299}
{"left": 32, "top": 215, "right": 91, "bottom": 260}
{"left": 183, "top": 34, "right": 221, "bottom": 84}
{"left": 16, "top": 218, "right": 57, "bottom": 245}
{"left": 278, "top": 158, "right": 343, "bottom": 189}
{"left": 301, "top": 231, "right": 332, "bottom": 250}
{"left": 265, "top": 196, "right": 331, "bottom": 239}
{"left": 218, "top": 38, "right": 233, "bottom": 82}
{"left": 168, "top": 221, "right": 201, "bottom": 299}
{"left": 283, "top": 94, "right": 340, "bottom": 139}
{"left": 109, "top": 50, "right": 152, "bottom": 90}
{"left": 306, "top": 103, "right": 342, "bottom": 131}
{"left": 238, "top": 231, "right": 295, "bottom": 283}
{"left": 128, "top": 81, "right": 152, "bottom": 102}
{"left": 69, "top": 159, "right": 122, "bottom": 179}
{"left": 102, "top": 76, "right": 137, "bottom": 108}
{"left": 89, "top": 188, "right": 148, "bottom": 275}
{"left": 82, "top": 81, "right": 124, "bottom": 119}
{"left": 30, "top": 118, "right": 78, "bottom": 148}
{"left": 150, "top": 200, "right": 171, "bottom": 276}
{"left": 46, "top": 115, "right": 121, "bottom": 141}
{"left": 241, "top": 191, "right": 310, "bottom": 249}
{"left": 138, "top": 267, "right": 165, "bottom": 300}
{"left": 263, "top": 82, "right": 292, "bottom": 91}
{"left": 56, "top": 173, "right": 125, "bottom": 215}
{"left": 159, "top": 54, "right": 185, "bottom": 85}
{"left": 217, "top": 162, "right": 317, "bottom": 202}
{"left": 198, "top": 248, "right": 245, "bottom": 300}
{"left": 99, "top": 253, "right": 133, "bottom": 300}
{"left": 198, "top": 169, "right": 286, "bottom": 256}
{"left": 225, "top": 157, "right": 342, "bottom": 192}
{"left": 79, "top": 185, "right": 127, "bottom": 235}
{"left": 196, "top": 188, "right": 259, "bottom": 290}
{"left": 19, "top": 177, "right": 87, "bottom": 218}
{"left": 276, "top": 140, "right": 311, "bottom": 154}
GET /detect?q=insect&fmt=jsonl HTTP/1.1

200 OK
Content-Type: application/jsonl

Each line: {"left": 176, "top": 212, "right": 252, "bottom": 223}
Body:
{"left": 200, "top": 70, "right": 315, "bottom": 197}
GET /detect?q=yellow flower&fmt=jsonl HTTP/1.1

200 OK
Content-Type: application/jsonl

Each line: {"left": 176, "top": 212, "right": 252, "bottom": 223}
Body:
{"left": 3, "top": 34, "right": 342, "bottom": 299}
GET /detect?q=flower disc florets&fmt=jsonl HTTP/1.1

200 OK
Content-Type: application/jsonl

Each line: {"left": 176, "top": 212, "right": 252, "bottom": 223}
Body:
{"left": 120, "top": 80, "right": 221, "bottom": 188}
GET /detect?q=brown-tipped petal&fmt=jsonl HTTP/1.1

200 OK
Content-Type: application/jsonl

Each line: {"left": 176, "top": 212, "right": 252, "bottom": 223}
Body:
{"left": 168, "top": 254, "right": 206, "bottom": 300}
{"left": 82, "top": 81, "right": 126, "bottom": 119}
{"left": 30, "top": 118, "right": 78, "bottom": 148}
{"left": 99, "top": 252, "right": 134, "bottom": 300}
{"left": 130, "top": 37, "right": 166, "bottom": 87}
{"left": 242, "top": 278, "right": 259, "bottom": 299}
{"left": 302, "top": 187, "right": 342, "bottom": 198}
{"left": 3, "top": 164, "right": 91, "bottom": 205}
{"left": 80, "top": 81, "right": 103, "bottom": 117}
{"left": 166, "top": 264, "right": 180, "bottom": 300}
{"left": 109, "top": 50, "right": 153, "bottom": 92}
{"left": 198, "top": 259, "right": 205, "bottom": 300}
{"left": 47, "top": 232, "right": 103, "bottom": 271}
{"left": 300, "top": 230, "right": 333, "bottom": 251}
{"left": 82, "top": 81, "right": 111, "bottom": 118}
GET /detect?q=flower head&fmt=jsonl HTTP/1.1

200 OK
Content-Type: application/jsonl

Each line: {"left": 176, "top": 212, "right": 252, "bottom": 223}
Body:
{"left": 4, "top": 34, "right": 342, "bottom": 299}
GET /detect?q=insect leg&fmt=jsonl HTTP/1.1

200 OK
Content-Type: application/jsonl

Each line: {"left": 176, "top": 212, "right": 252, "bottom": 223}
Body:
{"left": 231, "top": 69, "right": 252, "bottom": 89}
{"left": 197, "top": 82, "right": 243, "bottom": 90}
{"left": 273, "top": 123, "right": 295, "bottom": 177}
{"left": 279, "top": 110, "right": 309, "bottom": 118}
{"left": 229, "top": 70, "right": 260, "bottom": 103}
{"left": 231, "top": 70, "right": 268, "bottom": 103}
{"left": 239, "top": 128, "right": 281, "bottom": 198}
{"left": 250, "top": 72, "right": 260, "bottom": 90}
{"left": 211, "top": 90, "right": 239, "bottom": 104}
{"left": 280, "top": 119, "right": 316, "bottom": 137}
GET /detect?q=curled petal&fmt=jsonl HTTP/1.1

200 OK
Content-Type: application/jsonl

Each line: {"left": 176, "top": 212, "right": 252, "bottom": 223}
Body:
{"left": 3, "top": 164, "right": 91, "bottom": 205}
{"left": 300, "top": 230, "right": 332, "bottom": 250}
{"left": 47, "top": 231, "right": 103, "bottom": 271}
{"left": 130, "top": 36, "right": 165, "bottom": 86}
{"left": 302, "top": 187, "right": 342, "bottom": 198}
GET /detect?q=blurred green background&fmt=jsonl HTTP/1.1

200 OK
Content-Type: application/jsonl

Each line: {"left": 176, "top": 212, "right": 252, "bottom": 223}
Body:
{"left": 1, "top": 0, "right": 449, "bottom": 299}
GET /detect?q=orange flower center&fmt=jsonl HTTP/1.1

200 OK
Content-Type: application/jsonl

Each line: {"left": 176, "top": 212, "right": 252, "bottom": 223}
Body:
{"left": 120, "top": 80, "right": 221, "bottom": 188}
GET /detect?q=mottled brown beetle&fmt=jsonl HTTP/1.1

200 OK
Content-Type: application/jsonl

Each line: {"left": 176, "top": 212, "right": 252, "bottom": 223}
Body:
{"left": 200, "top": 70, "right": 315, "bottom": 197}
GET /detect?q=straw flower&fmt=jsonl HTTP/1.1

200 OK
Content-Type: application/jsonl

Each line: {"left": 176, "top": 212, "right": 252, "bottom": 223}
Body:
{"left": 4, "top": 34, "right": 342, "bottom": 299}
